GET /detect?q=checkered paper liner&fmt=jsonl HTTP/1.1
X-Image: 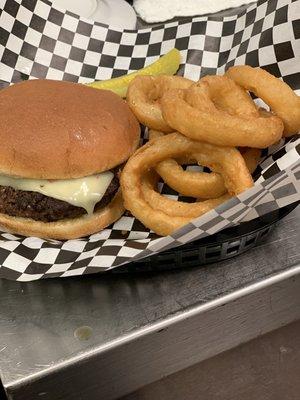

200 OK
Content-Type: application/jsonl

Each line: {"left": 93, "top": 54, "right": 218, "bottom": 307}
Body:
{"left": 0, "top": 0, "right": 299, "bottom": 281}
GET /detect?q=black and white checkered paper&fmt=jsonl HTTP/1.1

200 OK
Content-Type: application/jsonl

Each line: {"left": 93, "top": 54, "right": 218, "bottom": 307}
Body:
{"left": 0, "top": 0, "right": 299, "bottom": 281}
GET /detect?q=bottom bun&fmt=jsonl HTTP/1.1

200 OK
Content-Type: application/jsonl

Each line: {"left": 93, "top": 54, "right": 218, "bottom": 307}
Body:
{"left": 0, "top": 190, "right": 124, "bottom": 240}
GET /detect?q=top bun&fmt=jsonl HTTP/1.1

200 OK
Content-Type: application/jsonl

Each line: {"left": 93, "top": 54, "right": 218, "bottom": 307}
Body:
{"left": 0, "top": 79, "right": 140, "bottom": 179}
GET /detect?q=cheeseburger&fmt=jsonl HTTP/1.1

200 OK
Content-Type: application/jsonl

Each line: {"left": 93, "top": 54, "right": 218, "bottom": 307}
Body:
{"left": 0, "top": 79, "right": 140, "bottom": 239}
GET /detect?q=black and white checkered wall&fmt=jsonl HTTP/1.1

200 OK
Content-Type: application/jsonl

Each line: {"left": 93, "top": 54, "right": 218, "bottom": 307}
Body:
{"left": 0, "top": 0, "right": 299, "bottom": 281}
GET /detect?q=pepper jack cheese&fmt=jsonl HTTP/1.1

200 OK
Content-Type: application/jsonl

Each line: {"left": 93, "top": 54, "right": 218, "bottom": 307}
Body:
{"left": 0, "top": 172, "right": 114, "bottom": 215}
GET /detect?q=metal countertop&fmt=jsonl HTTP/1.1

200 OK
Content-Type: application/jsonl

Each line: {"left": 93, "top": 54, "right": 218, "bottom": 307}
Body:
{"left": 0, "top": 207, "right": 299, "bottom": 400}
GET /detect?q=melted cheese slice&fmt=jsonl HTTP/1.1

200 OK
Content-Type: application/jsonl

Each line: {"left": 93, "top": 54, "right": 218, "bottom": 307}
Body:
{"left": 0, "top": 172, "right": 114, "bottom": 214}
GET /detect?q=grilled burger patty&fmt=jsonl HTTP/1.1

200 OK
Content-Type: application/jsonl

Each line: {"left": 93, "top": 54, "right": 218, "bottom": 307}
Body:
{"left": 0, "top": 174, "right": 119, "bottom": 222}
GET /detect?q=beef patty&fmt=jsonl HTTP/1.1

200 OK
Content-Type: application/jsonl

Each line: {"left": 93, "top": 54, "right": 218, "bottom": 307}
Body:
{"left": 0, "top": 173, "right": 119, "bottom": 222}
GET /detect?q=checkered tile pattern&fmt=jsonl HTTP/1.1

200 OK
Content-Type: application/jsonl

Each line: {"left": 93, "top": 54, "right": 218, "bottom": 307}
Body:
{"left": 0, "top": 0, "right": 299, "bottom": 280}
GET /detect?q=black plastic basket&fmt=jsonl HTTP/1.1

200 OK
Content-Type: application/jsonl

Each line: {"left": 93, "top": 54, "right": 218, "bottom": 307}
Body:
{"left": 113, "top": 202, "right": 299, "bottom": 273}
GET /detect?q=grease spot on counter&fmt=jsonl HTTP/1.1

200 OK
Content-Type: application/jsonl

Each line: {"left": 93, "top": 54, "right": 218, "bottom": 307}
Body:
{"left": 74, "top": 326, "right": 93, "bottom": 341}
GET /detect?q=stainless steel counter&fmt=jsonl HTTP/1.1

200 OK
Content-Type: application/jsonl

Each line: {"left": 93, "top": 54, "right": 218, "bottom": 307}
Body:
{"left": 0, "top": 207, "right": 299, "bottom": 400}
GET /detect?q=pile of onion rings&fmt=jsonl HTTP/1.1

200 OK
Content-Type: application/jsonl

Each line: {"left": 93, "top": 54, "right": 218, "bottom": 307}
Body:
{"left": 160, "top": 75, "right": 284, "bottom": 148}
{"left": 122, "top": 66, "right": 298, "bottom": 236}
{"left": 121, "top": 133, "right": 253, "bottom": 236}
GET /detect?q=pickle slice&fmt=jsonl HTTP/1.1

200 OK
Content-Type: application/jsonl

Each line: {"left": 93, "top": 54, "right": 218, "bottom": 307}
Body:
{"left": 87, "top": 48, "right": 180, "bottom": 97}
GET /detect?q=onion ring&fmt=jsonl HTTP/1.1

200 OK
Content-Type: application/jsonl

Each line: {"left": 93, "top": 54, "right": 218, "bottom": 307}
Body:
{"left": 161, "top": 76, "right": 284, "bottom": 148}
{"left": 148, "top": 129, "right": 225, "bottom": 198}
{"left": 149, "top": 130, "right": 191, "bottom": 164}
{"left": 240, "top": 147, "right": 261, "bottom": 174}
{"left": 196, "top": 75, "right": 259, "bottom": 117}
{"left": 155, "top": 158, "right": 226, "bottom": 198}
{"left": 141, "top": 173, "right": 231, "bottom": 218}
{"left": 149, "top": 130, "right": 260, "bottom": 197}
{"left": 121, "top": 133, "right": 253, "bottom": 236}
{"left": 127, "top": 75, "right": 194, "bottom": 132}
{"left": 148, "top": 129, "right": 167, "bottom": 141}
{"left": 226, "top": 65, "right": 300, "bottom": 136}
{"left": 154, "top": 148, "right": 260, "bottom": 197}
